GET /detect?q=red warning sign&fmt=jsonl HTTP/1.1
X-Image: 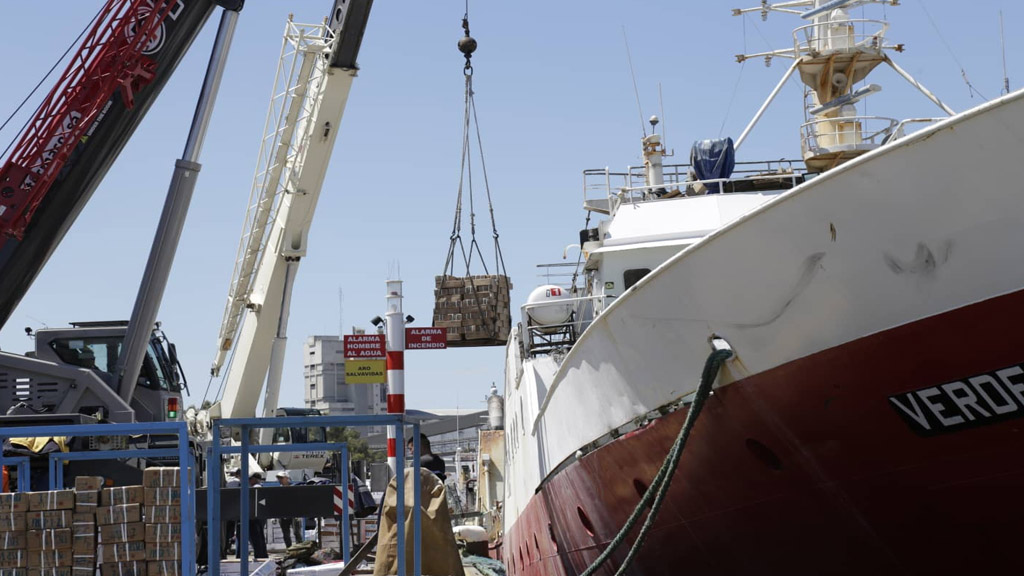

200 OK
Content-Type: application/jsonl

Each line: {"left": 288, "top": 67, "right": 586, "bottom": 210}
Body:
{"left": 344, "top": 334, "right": 386, "bottom": 358}
{"left": 405, "top": 327, "right": 447, "bottom": 350}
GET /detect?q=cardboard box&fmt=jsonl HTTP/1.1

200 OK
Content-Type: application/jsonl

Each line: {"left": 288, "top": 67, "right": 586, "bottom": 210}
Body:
{"left": 145, "top": 561, "right": 178, "bottom": 576}
{"left": 99, "top": 562, "right": 146, "bottom": 576}
{"left": 71, "top": 533, "right": 94, "bottom": 555}
{"left": 95, "top": 505, "right": 141, "bottom": 526}
{"left": 0, "top": 531, "right": 26, "bottom": 549}
{"left": 141, "top": 469, "right": 179, "bottom": 490}
{"left": 27, "top": 530, "right": 72, "bottom": 551}
{"left": 0, "top": 494, "right": 29, "bottom": 513}
{"left": 98, "top": 523, "right": 143, "bottom": 544}
{"left": 142, "top": 524, "right": 179, "bottom": 544}
{"left": 26, "top": 512, "right": 72, "bottom": 531}
{"left": 25, "top": 550, "right": 70, "bottom": 569}
{"left": 0, "top": 514, "right": 27, "bottom": 533}
{"left": 27, "top": 493, "right": 74, "bottom": 513}
{"left": 143, "top": 544, "right": 178, "bottom": 562}
{"left": 69, "top": 556, "right": 93, "bottom": 570}
{"left": 140, "top": 507, "right": 179, "bottom": 525}
{"left": 74, "top": 478, "right": 104, "bottom": 492}
{"left": 96, "top": 541, "right": 146, "bottom": 564}
{"left": 100, "top": 487, "right": 144, "bottom": 508}
{"left": 27, "top": 569, "right": 70, "bottom": 576}
{"left": 70, "top": 521, "right": 93, "bottom": 538}
{"left": 72, "top": 492, "right": 98, "bottom": 514}
{"left": 0, "top": 550, "right": 26, "bottom": 569}
{"left": 140, "top": 489, "right": 179, "bottom": 508}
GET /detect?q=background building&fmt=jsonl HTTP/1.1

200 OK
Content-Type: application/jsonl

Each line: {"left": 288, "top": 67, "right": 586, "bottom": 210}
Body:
{"left": 303, "top": 335, "right": 386, "bottom": 432}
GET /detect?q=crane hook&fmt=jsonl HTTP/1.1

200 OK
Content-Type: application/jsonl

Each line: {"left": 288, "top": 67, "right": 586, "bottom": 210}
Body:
{"left": 458, "top": 15, "right": 477, "bottom": 75}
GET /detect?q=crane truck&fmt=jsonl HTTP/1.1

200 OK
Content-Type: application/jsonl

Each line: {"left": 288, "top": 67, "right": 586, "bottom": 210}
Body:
{"left": 0, "top": 0, "right": 243, "bottom": 485}
{"left": 189, "top": 0, "right": 374, "bottom": 479}
{"left": 0, "top": 0, "right": 374, "bottom": 491}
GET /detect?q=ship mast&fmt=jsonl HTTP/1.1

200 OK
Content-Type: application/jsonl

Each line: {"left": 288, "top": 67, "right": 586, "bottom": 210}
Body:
{"left": 733, "top": 0, "right": 954, "bottom": 172}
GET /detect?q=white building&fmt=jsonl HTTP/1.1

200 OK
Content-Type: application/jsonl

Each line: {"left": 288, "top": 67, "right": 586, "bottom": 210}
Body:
{"left": 303, "top": 335, "right": 386, "bottom": 433}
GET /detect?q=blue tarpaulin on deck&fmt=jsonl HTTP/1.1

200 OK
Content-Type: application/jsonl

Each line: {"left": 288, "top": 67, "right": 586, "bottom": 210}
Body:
{"left": 691, "top": 137, "right": 736, "bottom": 194}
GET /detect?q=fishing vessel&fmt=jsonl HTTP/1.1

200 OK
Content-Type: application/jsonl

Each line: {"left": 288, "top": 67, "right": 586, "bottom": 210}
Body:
{"left": 503, "top": 2, "right": 1024, "bottom": 575}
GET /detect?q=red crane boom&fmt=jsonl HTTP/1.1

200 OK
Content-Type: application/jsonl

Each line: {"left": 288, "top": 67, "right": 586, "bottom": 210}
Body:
{"left": 0, "top": 0, "right": 179, "bottom": 239}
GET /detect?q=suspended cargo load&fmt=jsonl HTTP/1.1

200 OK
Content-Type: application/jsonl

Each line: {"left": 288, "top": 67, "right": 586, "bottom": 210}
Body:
{"left": 433, "top": 274, "right": 511, "bottom": 346}
{"left": 431, "top": 14, "right": 512, "bottom": 348}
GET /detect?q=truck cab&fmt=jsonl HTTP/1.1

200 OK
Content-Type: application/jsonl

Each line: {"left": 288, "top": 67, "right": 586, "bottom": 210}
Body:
{"left": 0, "top": 321, "right": 184, "bottom": 424}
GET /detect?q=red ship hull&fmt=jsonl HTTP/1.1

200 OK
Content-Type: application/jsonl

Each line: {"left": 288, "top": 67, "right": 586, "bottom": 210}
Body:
{"left": 506, "top": 288, "right": 1024, "bottom": 576}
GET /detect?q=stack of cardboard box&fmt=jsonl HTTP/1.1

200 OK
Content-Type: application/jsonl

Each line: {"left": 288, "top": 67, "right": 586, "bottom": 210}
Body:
{"left": 26, "top": 489, "right": 75, "bottom": 576}
{"left": 433, "top": 274, "right": 512, "bottom": 346}
{"left": 96, "top": 484, "right": 146, "bottom": 576}
{"left": 72, "top": 476, "right": 102, "bottom": 576}
{"left": 0, "top": 492, "right": 28, "bottom": 576}
{"left": 142, "top": 468, "right": 181, "bottom": 576}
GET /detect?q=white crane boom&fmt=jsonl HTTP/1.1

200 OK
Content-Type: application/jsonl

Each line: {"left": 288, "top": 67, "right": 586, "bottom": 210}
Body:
{"left": 208, "top": 1, "right": 370, "bottom": 433}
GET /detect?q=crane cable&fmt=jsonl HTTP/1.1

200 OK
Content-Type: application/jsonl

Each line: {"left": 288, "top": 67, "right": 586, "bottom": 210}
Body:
{"left": 0, "top": 5, "right": 104, "bottom": 159}
{"left": 441, "top": 11, "right": 508, "bottom": 337}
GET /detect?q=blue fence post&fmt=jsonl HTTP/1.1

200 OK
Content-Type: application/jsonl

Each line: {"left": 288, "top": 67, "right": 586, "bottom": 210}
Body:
{"left": 341, "top": 443, "right": 350, "bottom": 565}
{"left": 412, "top": 422, "right": 421, "bottom": 576}
{"left": 179, "top": 423, "right": 195, "bottom": 576}
{"left": 56, "top": 455, "right": 64, "bottom": 490}
{"left": 240, "top": 424, "right": 250, "bottom": 576}
{"left": 17, "top": 459, "right": 28, "bottom": 493}
{"left": 0, "top": 452, "right": 30, "bottom": 493}
{"left": 209, "top": 426, "right": 222, "bottom": 576}
{"left": 396, "top": 421, "right": 406, "bottom": 576}
{"left": 48, "top": 455, "right": 58, "bottom": 491}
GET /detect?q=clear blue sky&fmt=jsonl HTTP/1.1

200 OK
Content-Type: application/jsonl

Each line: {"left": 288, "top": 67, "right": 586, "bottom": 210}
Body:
{"left": 0, "top": 1, "right": 1019, "bottom": 415}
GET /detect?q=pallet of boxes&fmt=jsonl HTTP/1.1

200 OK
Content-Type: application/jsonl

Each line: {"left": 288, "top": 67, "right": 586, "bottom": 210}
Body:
{"left": 433, "top": 274, "right": 511, "bottom": 347}
{"left": 86, "top": 467, "right": 182, "bottom": 576}
{"left": 0, "top": 485, "right": 80, "bottom": 576}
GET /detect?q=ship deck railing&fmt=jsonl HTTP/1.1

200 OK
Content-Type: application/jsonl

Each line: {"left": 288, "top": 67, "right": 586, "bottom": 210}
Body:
{"left": 520, "top": 294, "right": 606, "bottom": 356}
{"left": 584, "top": 159, "right": 806, "bottom": 212}
{"left": 793, "top": 19, "right": 889, "bottom": 58}
{"left": 801, "top": 115, "right": 898, "bottom": 156}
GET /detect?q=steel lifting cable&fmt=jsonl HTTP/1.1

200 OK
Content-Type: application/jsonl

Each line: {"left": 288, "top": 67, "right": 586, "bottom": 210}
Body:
{"left": 440, "top": 10, "right": 508, "bottom": 339}
{"left": 581, "top": 341, "right": 734, "bottom": 576}
{"left": 0, "top": 5, "right": 104, "bottom": 159}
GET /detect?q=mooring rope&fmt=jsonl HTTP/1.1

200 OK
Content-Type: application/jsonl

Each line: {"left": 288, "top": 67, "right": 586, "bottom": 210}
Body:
{"left": 581, "top": 338, "right": 734, "bottom": 576}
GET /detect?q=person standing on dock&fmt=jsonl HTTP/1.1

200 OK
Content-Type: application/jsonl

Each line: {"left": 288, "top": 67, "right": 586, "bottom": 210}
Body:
{"left": 275, "top": 471, "right": 303, "bottom": 548}
{"left": 237, "top": 470, "right": 268, "bottom": 560}
{"left": 408, "top": 433, "right": 447, "bottom": 482}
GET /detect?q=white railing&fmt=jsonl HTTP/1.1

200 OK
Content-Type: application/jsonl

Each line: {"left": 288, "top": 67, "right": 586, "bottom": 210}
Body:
{"left": 520, "top": 294, "right": 607, "bottom": 356}
{"left": 583, "top": 159, "right": 804, "bottom": 210}
{"left": 793, "top": 19, "right": 889, "bottom": 57}
{"left": 801, "top": 115, "right": 898, "bottom": 157}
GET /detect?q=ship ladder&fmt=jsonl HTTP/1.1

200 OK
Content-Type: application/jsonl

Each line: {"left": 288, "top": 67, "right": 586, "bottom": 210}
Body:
{"left": 581, "top": 337, "right": 734, "bottom": 576}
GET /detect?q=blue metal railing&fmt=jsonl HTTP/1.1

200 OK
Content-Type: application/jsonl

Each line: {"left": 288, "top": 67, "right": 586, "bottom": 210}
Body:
{"left": 213, "top": 441, "right": 350, "bottom": 563}
{"left": 0, "top": 422, "right": 194, "bottom": 576}
{"left": 208, "top": 414, "right": 421, "bottom": 576}
{"left": 0, "top": 455, "right": 30, "bottom": 491}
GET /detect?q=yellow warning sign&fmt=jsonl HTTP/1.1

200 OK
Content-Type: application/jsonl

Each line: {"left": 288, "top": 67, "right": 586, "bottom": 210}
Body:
{"left": 345, "top": 359, "right": 386, "bottom": 384}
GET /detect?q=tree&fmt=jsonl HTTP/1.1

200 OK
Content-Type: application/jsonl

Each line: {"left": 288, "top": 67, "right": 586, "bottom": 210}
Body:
{"left": 326, "top": 426, "right": 384, "bottom": 464}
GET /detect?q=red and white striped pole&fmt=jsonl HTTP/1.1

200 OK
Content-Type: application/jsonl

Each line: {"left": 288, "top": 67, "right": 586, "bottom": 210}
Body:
{"left": 385, "top": 279, "right": 405, "bottom": 474}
